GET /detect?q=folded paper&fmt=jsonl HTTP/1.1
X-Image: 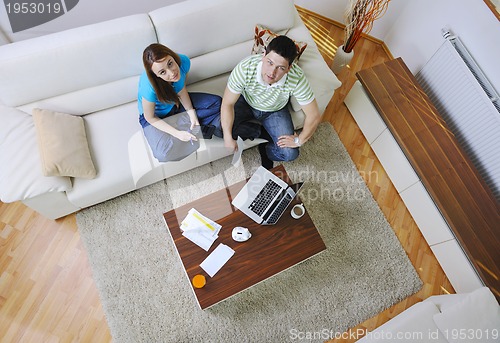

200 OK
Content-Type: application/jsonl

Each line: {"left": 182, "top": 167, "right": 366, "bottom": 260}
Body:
{"left": 180, "top": 208, "right": 221, "bottom": 251}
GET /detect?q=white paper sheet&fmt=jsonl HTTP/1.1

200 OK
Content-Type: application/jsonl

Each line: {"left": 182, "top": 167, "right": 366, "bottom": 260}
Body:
{"left": 180, "top": 208, "right": 221, "bottom": 251}
{"left": 180, "top": 208, "right": 221, "bottom": 233}
{"left": 200, "top": 243, "right": 235, "bottom": 277}
{"left": 231, "top": 136, "right": 245, "bottom": 167}
{"left": 182, "top": 229, "right": 215, "bottom": 251}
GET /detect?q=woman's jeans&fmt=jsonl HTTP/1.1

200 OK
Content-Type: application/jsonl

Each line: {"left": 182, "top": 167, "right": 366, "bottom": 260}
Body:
{"left": 142, "top": 92, "right": 222, "bottom": 162}
{"left": 233, "top": 95, "right": 299, "bottom": 162}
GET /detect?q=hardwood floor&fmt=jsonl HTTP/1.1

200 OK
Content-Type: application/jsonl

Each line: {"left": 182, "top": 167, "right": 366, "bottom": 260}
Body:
{"left": 298, "top": 8, "right": 455, "bottom": 342}
{"left": 0, "top": 202, "right": 111, "bottom": 342}
{"left": 0, "top": 8, "right": 454, "bottom": 342}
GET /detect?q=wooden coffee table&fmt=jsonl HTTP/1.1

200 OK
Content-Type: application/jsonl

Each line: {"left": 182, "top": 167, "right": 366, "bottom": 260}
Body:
{"left": 163, "top": 165, "right": 326, "bottom": 309}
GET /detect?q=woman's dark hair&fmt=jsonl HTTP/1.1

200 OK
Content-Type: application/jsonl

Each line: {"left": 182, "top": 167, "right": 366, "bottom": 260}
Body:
{"left": 142, "top": 43, "right": 181, "bottom": 105}
{"left": 265, "top": 35, "right": 298, "bottom": 66}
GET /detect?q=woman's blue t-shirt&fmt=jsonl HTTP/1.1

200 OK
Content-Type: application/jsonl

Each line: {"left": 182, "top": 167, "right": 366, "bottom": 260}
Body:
{"left": 137, "top": 54, "right": 190, "bottom": 125}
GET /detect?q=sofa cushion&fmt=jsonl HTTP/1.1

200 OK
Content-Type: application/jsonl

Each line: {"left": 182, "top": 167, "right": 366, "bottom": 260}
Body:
{"left": 65, "top": 102, "right": 141, "bottom": 208}
{"left": 433, "top": 287, "right": 500, "bottom": 343}
{"left": 186, "top": 42, "right": 253, "bottom": 86}
{"left": 0, "top": 14, "right": 155, "bottom": 109}
{"left": 17, "top": 76, "right": 140, "bottom": 117}
{"left": 287, "top": 19, "right": 341, "bottom": 113}
{"left": 32, "top": 108, "right": 96, "bottom": 179}
{"left": 0, "top": 106, "right": 72, "bottom": 203}
{"left": 251, "top": 24, "right": 308, "bottom": 60}
{"left": 149, "top": 0, "right": 295, "bottom": 80}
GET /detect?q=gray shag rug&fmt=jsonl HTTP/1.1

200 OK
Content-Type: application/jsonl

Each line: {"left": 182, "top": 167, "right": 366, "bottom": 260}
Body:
{"left": 76, "top": 122, "right": 422, "bottom": 343}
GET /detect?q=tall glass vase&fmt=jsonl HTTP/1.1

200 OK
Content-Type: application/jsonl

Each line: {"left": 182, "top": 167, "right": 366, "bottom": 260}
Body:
{"left": 332, "top": 45, "right": 354, "bottom": 74}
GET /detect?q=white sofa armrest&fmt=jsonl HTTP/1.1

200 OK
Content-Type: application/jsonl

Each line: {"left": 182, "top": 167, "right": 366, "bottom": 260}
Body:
{"left": 424, "top": 292, "right": 471, "bottom": 312}
{"left": 0, "top": 106, "right": 72, "bottom": 203}
{"left": 22, "top": 192, "right": 80, "bottom": 220}
{"left": 432, "top": 287, "right": 500, "bottom": 343}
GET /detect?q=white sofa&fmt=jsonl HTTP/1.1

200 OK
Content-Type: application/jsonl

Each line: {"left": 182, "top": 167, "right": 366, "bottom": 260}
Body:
{"left": 357, "top": 287, "right": 500, "bottom": 342}
{"left": 0, "top": 0, "right": 341, "bottom": 219}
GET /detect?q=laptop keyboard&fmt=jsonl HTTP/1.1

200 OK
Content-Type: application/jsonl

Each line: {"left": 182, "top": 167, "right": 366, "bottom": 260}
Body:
{"left": 249, "top": 179, "right": 282, "bottom": 216}
{"left": 266, "top": 192, "right": 293, "bottom": 225}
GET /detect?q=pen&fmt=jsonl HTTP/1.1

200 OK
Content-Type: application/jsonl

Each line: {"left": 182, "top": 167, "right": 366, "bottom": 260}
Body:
{"left": 188, "top": 129, "right": 194, "bottom": 145}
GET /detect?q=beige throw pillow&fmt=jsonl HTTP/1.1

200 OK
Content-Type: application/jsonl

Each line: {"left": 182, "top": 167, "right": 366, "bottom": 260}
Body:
{"left": 32, "top": 108, "right": 97, "bottom": 179}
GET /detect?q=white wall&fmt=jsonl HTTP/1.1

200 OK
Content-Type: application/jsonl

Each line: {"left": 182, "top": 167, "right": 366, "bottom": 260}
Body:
{"left": 0, "top": 0, "right": 186, "bottom": 42}
{"left": 294, "top": 0, "right": 347, "bottom": 23}
{"left": 384, "top": 0, "right": 500, "bottom": 90}
{"left": 296, "top": 0, "right": 500, "bottom": 97}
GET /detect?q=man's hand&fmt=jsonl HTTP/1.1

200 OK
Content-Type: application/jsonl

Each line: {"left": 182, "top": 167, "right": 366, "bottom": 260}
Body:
{"left": 292, "top": 100, "right": 321, "bottom": 145}
{"left": 224, "top": 137, "right": 238, "bottom": 152}
{"left": 221, "top": 87, "right": 240, "bottom": 151}
{"left": 277, "top": 134, "right": 300, "bottom": 148}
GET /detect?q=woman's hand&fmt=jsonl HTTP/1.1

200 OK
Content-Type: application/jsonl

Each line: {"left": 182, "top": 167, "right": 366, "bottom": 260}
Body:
{"left": 187, "top": 108, "right": 199, "bottom": 130}
{"left": 174, "top": 129, "right": 197, "bottom": 142}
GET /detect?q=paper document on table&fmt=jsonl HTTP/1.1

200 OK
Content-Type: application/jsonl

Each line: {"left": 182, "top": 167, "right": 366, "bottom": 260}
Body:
{"left": 231, "top": 136, "right": 245, "bottom": 167}
{"left": 200, "top": 243, "right": 235, "bottom": 277}
{"left": 180, "top": 208, "right": 221, "bottom": 251}
{"left": 182, "top": 229, "right": 215, "bottom": 251}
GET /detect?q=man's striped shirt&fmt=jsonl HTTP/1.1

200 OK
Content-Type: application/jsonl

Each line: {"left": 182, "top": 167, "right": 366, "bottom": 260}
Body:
{"left": 227, "top": 54, "right": 315, "bottom": 112}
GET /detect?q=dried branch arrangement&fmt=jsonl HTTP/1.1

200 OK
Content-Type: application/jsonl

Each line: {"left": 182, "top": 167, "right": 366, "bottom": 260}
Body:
{"left": 343, "top": 0, "right": 390, "bottom": 53}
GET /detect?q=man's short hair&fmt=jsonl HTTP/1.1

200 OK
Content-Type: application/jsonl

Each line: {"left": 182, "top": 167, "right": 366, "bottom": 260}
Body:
{"left": 265, "top": 35, "right": 298, "bottom": 66}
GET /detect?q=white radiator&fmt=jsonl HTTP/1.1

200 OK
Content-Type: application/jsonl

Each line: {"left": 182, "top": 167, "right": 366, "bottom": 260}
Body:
{"left": 416, "top": 32, "right": 500, "bottom": 202}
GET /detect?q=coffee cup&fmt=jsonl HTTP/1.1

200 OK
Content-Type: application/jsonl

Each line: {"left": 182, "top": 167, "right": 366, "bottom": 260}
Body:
{"left": 291, "top": 203, "right": 305, "bottom": 219}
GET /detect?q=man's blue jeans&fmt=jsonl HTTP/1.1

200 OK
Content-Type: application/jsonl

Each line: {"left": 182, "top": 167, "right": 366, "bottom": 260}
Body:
{"left": 233, "top": 95, "right": 299, "bottom": 162}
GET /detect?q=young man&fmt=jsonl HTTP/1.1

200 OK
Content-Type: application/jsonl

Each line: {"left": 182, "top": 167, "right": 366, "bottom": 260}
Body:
{"left": 221, "top": 35, "right": 321, "bottom": 168}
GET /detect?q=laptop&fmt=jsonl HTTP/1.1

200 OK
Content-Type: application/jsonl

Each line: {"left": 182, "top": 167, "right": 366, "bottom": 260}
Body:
{"left": 232, "top": 166, "right": 303, "bottom": 225}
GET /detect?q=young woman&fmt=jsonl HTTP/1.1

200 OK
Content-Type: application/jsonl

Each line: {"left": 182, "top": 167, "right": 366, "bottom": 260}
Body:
{"left": 138, "top": 43, "right": 222, "bottom": 162}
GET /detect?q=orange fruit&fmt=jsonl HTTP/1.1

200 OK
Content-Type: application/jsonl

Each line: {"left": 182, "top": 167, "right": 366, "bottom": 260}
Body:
{"left": 192, "top": 274, "right": 206, "bottom": 288}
